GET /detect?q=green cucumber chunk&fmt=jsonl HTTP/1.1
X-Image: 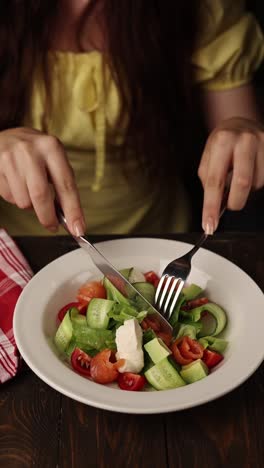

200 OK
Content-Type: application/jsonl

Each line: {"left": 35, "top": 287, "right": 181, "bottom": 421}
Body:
{"left": 175, "top": 322, "right": 199, "bottom": 340}
{"left": 180, "top": 359, "right": 209, "bottom": 384}
{"left": 145, "top": 358, "right": 186, "bottom": 390}
{"left": 169, "top": 294, "right": 185, "bottom": 327}
{"left": 103, "top": 277, "right": 131, "bottom": 305}
{"left": 71, "top": 314, "right": 87, "bottom": 326}
{"left": 133, "top": 281, "right": 155, "bottom": 306}
{"left": 199, "top": 336, "right": 228, "bottom": 353}
{"left": 119, "top": 268, "right": 132, "bottom": 280}
{"left": 143, "top": 328, "right": 157, "bottom": 344}
{"left": 180, "top": 302, "right": 227, "bottom": 337}
{"left": 54, "top": 311, "right": 72, "bottom": 353}
{"left": 144, "top": 338, "right": 171, "bottom": 364}
{"left": 128, "top": 268, "right": 146, "bottom": 284}
{"left": 86, "top": 298, "right": 114, "bottom": 329}
{"left": 169, "top": 284, "right": 203, "bottom": 327}
{"left": 182, "top": 284, "right": 203, "bottom": 301}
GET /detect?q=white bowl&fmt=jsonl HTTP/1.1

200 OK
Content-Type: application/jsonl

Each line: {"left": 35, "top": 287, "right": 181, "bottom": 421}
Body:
{"left": 13, "top": 238, "right": 264, "bottom": 414}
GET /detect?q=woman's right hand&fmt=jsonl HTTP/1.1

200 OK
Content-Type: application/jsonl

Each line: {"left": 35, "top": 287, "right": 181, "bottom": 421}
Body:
{"left": 0, "top": 127, "right": 85, "bottom": 235}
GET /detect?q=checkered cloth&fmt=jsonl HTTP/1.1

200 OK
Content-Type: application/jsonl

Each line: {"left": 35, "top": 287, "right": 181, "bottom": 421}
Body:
{"left": 0, "top": 229, "right": 33, "bottom": 383}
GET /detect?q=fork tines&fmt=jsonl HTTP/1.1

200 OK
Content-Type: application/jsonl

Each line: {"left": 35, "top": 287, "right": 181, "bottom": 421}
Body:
{"left": 155, "top": 275, "right": 184, "bottom": 319}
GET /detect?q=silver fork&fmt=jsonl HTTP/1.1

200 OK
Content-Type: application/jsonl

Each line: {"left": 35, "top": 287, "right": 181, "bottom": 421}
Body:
{"left": 155, "top": 189, "right": 229, "bottom": 320}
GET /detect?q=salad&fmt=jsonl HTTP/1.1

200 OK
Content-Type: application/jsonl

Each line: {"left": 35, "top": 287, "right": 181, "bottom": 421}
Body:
{"left": 54, "top": 267, "right": 228, "bottom": 391}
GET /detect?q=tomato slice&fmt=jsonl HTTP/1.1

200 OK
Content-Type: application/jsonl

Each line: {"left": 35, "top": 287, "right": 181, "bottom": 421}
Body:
{"left": 144, "top": 271, "right": 160, "bottom": 288}
{"left": 171, "top": 336, "right": 204, "bottom": 365}
{"left": 141, "top": 316, "right": 161, "bottom": 332}
{"left": 57, "top": 302, "right": 80, "bottom": 322}
{"left": 77, "top": 281, "right": 106, "bottom": 306}
{"left": 118, "top": 372, "right": 147, "bottom": 391}
{"left": 202, "top": 349, "right": 223, "bottom": 368}
{"left": 156, "top": 331, "right": 173, "bottom": 347}
{"left": 71, "top": 348, "right": 91, "bottom": 377}
{"left": 90, "top": 349, "right": 125, "bottom": 384}
{"left": 171, "top": 339, "right": 192, "bottom": 365}
{"left": 179, "top": 336, "right": 204, "bottom": 360}
{"left": 181, "top": 297, "right": 209, "bottom": 311}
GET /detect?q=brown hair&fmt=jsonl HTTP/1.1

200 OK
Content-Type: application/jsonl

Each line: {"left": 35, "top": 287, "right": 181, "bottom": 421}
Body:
{"left": 0, "top": 1, "right": 198, "bottom": 180}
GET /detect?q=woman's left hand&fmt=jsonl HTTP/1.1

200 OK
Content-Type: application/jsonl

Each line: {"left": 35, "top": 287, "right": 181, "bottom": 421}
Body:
{"left": 198, "top": 117, "right": 264, "bottom": 234}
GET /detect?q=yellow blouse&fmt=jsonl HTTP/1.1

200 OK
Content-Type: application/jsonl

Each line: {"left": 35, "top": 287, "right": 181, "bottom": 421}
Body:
{"left": 1, "top": 0, "right": 264, "bottom": 236}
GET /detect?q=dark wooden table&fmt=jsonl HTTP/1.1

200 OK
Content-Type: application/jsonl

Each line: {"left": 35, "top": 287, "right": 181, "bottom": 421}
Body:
{"left": 0, "top": 233, "right": 263, "bottom": 468}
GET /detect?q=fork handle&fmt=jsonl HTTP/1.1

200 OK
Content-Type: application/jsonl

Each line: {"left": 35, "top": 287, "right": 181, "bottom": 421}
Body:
{"left": 187, "top": 182, "right": 230, "bottom": 258}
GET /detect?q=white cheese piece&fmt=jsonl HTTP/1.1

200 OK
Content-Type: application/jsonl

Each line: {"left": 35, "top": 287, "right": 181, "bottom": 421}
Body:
{"left": 115, "top": 318, "right": 144, "bottom": 373}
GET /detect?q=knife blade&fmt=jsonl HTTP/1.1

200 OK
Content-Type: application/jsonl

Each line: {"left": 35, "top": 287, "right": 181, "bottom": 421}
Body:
{"left": 55, "top": 203, "right": 172, "bottom": 334}
{"left": 75, "top": 236, "right": 173, "bottom": 334}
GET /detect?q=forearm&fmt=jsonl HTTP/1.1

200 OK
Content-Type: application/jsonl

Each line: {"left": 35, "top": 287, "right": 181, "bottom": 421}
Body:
{"left": 201, "top": 84, "right": 262, "bottom": 131}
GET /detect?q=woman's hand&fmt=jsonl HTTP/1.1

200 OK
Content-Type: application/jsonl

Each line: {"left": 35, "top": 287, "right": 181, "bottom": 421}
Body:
{"left": 198, "top": 117, "right": 264, "bottom": 234}
{"left": 0, "top": 127, "right": 85, "bottom": 235}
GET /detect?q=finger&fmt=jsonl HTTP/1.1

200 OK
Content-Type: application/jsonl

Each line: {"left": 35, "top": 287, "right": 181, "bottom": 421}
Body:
{"left": 4, "top": 157, "right": 31, "bottom": 209}
{"left": 45, "top": 139, "right": 85, "bottom": 236}
{"left": 252, "top": 143, "right": 264, "bottom": 190}
{"left": 26, "top": 163, "right": 59, "bottom": 232}
{"left": 228, "top": 133, "right": 257, "bottom": 210}
{"left": 198, "top": 140, "right": 211, "bottom": 186}
{"left": 202, "top": 131, "right": 236, "bottom": 234}
{"left": 0, "top": 174, "right": 15, "bottom": 204}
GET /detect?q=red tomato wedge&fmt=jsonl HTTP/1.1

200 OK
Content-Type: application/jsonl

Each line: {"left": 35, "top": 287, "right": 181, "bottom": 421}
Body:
{"left": 77, "top": 281, "right": 106, "bottom": 306}
{"left": 181, "top": 297, "right": 209, "bottom": 311}
{"left": 171, "top": 336, "right": 204, "bottom": 365}
{"left": 202, "top": 349, "right": 223, "bottom": 368}
{"left": 118, "top": 373, "right": 147, "bottom": 391}
{"left": 141, "top": 316, "right": 161, "bottom": 332}
{"left": 90, "top": 349, "right": 125, "bottom": 384}
{"left": 156, "top": 331, "right": 173, "bottom": 347}
{"left": 71, "top": 348, "right": 92, "bottom": 377}
{"left": 57, "top": 302, "right": 81, "bottom": 322}
{"left": 144, "top": 271, "right": 160, "bottom": 288}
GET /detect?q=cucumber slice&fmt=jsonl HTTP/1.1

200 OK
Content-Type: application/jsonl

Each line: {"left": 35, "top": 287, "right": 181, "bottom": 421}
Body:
{"left": 86, "top": 298, "right": 114, "bottom": 329}
{"left": 54, "top": 311, "right": 73, "bottom": 353}
{"left": 180, "top": 359, "right": 208, "bottom": 384}
{"left": 199, "top": 312, "right": 217, "bottom": 336}
{"left": 199, "top": 336, "right": 228, "bottom": 353}
{"left": 69, "top": 307, "right": 79, "bottom": 320}
{"left": 198, "top": 303, "right": 227, "bottom": 337}
{"left": 103, "top": 277, "right": 131, "bottom": 305}
{"left": 71, "top": 314, "right": 87, "bottom": 327}
{"left": 180, "top": 302, "right": 227, "bottom": 337}
{"left": 182, "top": 284, "right": 203, "bottom": 301}
{"left": 175, "top": 323, "right": 198, "bottom": 340}
{"left": 144, "top": 338, "right": 171, "bottom": 364}
{"left": 128, "top": 268, "right": 146, "bottom": 284}
{"left": 145, "top": 358, "right": 186, "bottom": 390}
{"left": 119, "top": 268, "right": 132, "bottom": 280}
{"left": 64, "top": 339, "right": 77, "bottom": 357}
{"left": 132, "top": 282, "right": 155, "bottom": 307}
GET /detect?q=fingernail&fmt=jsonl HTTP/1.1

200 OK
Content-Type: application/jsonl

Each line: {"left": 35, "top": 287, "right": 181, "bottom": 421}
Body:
{"left": 73, "top": 219, "right": 85, "bottom": 237}
{"left": 204, "top": 218, "right": 215, "bottom": 236}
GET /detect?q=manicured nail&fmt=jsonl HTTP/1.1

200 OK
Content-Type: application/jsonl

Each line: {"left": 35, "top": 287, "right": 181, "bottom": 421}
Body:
{"left": 204, "top": 218, "right": 215, "bottom": 236}
{"left": 73, "top": 220, "right": 85, "bottom": 237}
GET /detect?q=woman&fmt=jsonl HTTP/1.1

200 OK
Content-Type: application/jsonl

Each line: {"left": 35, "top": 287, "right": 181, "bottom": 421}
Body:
{"left": 0, "top": 0, "right": 263, "bottom": 236}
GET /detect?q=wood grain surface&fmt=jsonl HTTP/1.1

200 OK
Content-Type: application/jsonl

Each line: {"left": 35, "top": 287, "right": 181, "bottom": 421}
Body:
{"left": 0, "top": 234, "right": 263, "bottom": 468}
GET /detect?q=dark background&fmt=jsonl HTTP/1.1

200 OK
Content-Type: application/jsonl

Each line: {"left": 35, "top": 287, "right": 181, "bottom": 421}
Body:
{"left": 188, "top": 1, "right": 264, "bottom": 233}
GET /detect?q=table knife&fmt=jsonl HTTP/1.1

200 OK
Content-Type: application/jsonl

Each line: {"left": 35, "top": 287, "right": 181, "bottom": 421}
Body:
{"left": 55, "top": 203, "right": 173, "bottom": 334}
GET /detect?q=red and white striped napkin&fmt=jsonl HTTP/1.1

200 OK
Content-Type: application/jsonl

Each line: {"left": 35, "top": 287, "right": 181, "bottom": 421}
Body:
{"left": 0, "top": 229, "right": 33, "bottom": 383}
